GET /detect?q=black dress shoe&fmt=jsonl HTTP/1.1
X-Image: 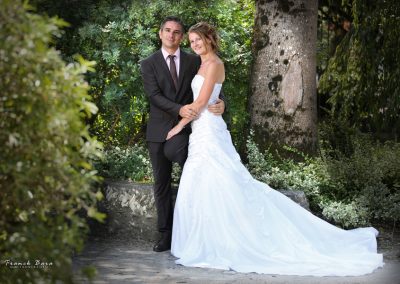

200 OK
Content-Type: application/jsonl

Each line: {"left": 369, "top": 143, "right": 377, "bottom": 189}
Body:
{"left": 153, "top": 233, "right": 171, "bottom": 252}
{"left": 153, "top": 241, "right": 171, "bottom": 252}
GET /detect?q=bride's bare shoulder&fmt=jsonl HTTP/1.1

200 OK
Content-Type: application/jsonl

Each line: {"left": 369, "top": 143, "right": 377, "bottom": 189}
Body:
{"left": 210, "top": 57, "right": 224, "bottom": 66}
{"left": 207, "top": 58, "right": 224, "bottom": 72}
{"left": 206, "top": 58, "right": 225, "bottom": 82}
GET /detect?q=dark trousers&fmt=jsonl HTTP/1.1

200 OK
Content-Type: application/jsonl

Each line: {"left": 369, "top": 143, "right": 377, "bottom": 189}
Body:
{"left": 147, "top": 133, "right": 189, "bottom": 234}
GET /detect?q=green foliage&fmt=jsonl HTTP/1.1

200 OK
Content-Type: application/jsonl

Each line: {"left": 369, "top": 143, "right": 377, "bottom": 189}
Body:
{"left": 246, "top": 129, "right": 400, "bottom": 228}
{"left": 0, "top": 1, "right": 103, "bottom": 282}
{"left": 247, "top": 132, "right": 335, "bottom": 212}
{"left": 70, "top": 0, "right": 254, "bottom": 148}
{"left": 355, "top": 183, "right": 400, "bottom": 223}
{"left": 317, "top": 1, "right": 352, "bottom": 74}
{"left": 320, "top": 200, "right": 370, "bottom": 228}
{"left": 245, "top": 130, "right": 276, "bottom": 177}
{"left": 95, "top": 145, "right": 183, "bottom": 185}
{"left": 320, "top": 126, "right": 400, "bottom": 224}
{"left": 96, "top": 145, "right": 153, "bottom": 182}
{"left": 320, "top": 124, "right": 400, "bottom": 194}
{"left": 319, "top": 0, "right": 400, "bottom": 136}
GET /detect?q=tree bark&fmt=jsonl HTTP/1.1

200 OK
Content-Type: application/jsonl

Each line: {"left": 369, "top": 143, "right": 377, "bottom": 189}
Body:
{"left": 249, "top": 0, "right": 318, "bottom": 155}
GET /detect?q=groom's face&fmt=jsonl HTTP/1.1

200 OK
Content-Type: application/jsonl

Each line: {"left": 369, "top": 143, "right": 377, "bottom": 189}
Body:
{"left": 159, "top": 21, "right": 183, "bottom": 51}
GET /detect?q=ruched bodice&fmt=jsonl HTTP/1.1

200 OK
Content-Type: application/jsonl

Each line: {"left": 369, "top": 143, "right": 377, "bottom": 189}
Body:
{"left": 190, "top": 75, "right": 225, "bottom": 135}
{"left": 191, "top": 74, "right": 222, "bottom": 102}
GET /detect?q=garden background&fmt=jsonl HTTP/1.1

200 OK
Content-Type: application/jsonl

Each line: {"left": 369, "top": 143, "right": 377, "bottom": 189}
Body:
{"left": 1, "top": 0, "right": 399, "bottom": 283}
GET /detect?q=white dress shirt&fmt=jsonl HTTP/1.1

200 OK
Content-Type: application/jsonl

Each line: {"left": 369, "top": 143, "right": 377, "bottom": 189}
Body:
{"left": 161, "top": 47, "right": 180, "bottom": 77}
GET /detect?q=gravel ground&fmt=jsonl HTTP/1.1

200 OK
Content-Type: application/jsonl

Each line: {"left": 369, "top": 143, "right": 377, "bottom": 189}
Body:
{"left": 73, "top": 225, "right": 400, "bottom": 284}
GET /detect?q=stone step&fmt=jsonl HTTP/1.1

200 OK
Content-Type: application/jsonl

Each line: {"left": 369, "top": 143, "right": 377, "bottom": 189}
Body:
{"left": 91, "top": 179, "right": 310, "bottom": 241}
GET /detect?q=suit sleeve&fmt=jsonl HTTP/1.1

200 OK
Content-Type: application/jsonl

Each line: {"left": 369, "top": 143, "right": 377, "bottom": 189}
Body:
{"left": 218, "top": 88, "right": 225, "bottom": 102}
{"left": 140, "top": 60, "right": 182, "bottom": 117}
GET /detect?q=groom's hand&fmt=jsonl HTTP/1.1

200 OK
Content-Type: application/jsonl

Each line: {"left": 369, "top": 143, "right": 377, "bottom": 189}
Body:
{"left": 179, "top": 104, "right": 198, "bottom": 119}
{"left": 208, "top": 99, "right": 225, "bottom": 115}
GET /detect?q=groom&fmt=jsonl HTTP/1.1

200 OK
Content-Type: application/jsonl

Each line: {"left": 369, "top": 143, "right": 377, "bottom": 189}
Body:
{"left": 140, "top": 16, "right": 225, "bottom": 252}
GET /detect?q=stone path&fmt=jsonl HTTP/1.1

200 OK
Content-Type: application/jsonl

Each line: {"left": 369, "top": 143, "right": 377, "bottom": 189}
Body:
{"left": 72, "top": 180, "right": 400, "bottom": 283}
{"left": 72, "top": 233, "right": 400, "bottom": 284}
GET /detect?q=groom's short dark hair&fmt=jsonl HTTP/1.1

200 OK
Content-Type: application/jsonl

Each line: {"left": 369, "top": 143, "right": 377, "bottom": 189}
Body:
{"left": 160, "top": 16, "right": 185, "bottom": 33}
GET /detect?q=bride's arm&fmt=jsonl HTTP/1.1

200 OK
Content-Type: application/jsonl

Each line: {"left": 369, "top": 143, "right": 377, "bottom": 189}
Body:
{"left": 166, "top": 64, "right": 221, "bottom": 140}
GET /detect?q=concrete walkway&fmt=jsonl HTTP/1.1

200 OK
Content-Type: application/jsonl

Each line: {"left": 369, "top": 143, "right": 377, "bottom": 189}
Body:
{"left": 72, "top": 181, "right": 400, "bottom": 283}
{"left": 73, "top": 233, "right": 399, "bottom": 284}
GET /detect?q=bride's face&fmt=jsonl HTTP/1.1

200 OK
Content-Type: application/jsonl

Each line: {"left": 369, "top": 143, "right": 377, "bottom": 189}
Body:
{"left": 189, "top": 32, "right": 210, "bottom": 55}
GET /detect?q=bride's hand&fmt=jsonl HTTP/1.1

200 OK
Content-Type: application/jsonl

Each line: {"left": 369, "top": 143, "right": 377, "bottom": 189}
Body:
{"left": 188, "top": 103, "right": 201, "bottom": 118}
{"left": 179, "top": 104, "right": 198, "bottom": 119}
{"left": 166, "top": 124, "right": 184, "bottom": 140}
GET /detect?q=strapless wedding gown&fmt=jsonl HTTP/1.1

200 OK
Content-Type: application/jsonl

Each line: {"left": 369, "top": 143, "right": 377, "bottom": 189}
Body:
{"left": 171, "top": 74, "right": 383, "bottom": 276}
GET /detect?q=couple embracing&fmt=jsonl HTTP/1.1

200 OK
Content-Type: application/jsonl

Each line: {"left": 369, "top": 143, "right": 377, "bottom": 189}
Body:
{"left": 140, "top": 16, "right": 383, "bottom": 276}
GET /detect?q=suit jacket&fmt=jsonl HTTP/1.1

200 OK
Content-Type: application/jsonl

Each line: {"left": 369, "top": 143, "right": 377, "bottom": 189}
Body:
{"left": 140, "top": 49, "right": 201, "bottom": 142}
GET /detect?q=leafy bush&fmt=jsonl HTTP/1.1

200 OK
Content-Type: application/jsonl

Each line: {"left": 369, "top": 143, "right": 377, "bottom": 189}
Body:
{"left": 355, "top": 183, "right": 400, "bottom": 223}
{"left": 246, "top": 129, "right": 400, "bottom": 228}
{"left": 96, "top": 145, "right": 183, "bottom": 186}
{"left": 320, "top": 200, "right": 370, "bottom": 228}
{"left": 320, "top": 121, "right": 400, "bottom": 194}
{"left": 245, "top": 130, "right": 276, "bottom": 177}
{"left": 0, "top": 1, "right": 103, "bottom": 282}
{"left": 96, "top": 145, "right": 153, "bottom": 182}
{"left": 320, "top": 183, "right": 400, "bottom": 228}
{"left": 246, "top": 131, "right": 336, "bottom": 212}
{"left": 321, "top": 128, "right": 400, "bottom": 225}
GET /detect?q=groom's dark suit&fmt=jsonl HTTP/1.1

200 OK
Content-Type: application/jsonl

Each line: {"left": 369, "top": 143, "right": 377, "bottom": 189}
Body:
{"left": 140, "top": 49, "right": 200, "bottom": 236}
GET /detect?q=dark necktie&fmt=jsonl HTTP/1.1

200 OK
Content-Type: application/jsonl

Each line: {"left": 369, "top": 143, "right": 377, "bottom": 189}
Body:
{"left": 168, "top": 55, "right": 178, "bottom": 90}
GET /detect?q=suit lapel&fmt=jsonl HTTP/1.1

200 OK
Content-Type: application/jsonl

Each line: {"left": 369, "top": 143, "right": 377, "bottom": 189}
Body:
{"left": 176, "top": 50, "right": 187, "bottom": 94}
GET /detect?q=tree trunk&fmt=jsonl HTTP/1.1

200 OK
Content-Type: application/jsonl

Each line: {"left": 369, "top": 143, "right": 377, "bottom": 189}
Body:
{"left": 249, "top": 0, "right": 318, "bottom": 155}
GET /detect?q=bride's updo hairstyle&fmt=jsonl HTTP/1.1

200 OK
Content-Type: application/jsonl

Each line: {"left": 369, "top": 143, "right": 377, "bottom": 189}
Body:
{"left": 188, "top": 22, "right": 219, "bottom": 52}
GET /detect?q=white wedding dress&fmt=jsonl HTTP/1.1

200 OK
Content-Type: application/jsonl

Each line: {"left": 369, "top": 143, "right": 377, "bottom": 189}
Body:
{"left": 171, "top": 74, "right": 383, "bottom": 276}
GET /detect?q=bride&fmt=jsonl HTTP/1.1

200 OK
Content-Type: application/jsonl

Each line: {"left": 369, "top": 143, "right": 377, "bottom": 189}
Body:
{"left": 166, "top": 21, "right": 383, "bottom": 276}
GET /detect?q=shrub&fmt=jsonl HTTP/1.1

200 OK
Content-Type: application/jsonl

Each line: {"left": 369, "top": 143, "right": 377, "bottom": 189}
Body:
{"left": 96, "top": 145, "right": 153, "bottom": 182}
{"left": 246, "top": 131, "right": 336, "bottom": 212}
{"left": 246, "top": 129, "right": 400, "bottom": 228}
{"left": 320, "top": 200, "right": 370, "bottom": 228}
{"left": 95, "top": 145, "right": 183, "bottom": 186}
{"left": 245, "top": 130, "right": 275, "bottom": 178}
{"left": 0, "top": 1, "right": 103, "bottom": 282}
{"left": 319, "top": 131, "right": 400, "bottom": 227}
{"left": 355, "top": 183, "right": 400, "bottom": 223}
{"left": 321, "top": 127, "right": 400, "bottom": 199}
